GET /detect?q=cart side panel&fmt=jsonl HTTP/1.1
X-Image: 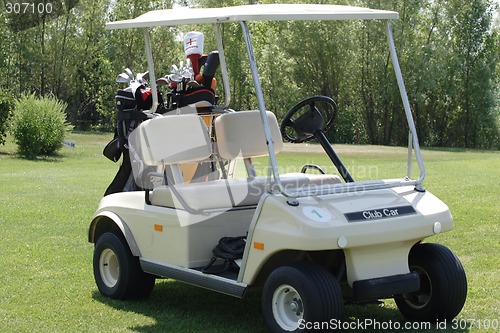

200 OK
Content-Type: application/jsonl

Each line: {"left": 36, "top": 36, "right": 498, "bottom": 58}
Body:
{"left": 91, "top": 192, "right": 255, "bottom": 268}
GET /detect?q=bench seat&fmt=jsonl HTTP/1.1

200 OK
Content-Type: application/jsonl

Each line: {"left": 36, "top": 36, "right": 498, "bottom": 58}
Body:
{"left": 149, "top": 173, "right": 341, "bottom": 210}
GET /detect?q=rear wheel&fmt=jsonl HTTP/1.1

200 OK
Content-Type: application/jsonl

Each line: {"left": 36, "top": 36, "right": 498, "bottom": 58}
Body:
{"left": 93, "top": 232, "right": 155, "bottom": 300}
{"left": 395, "top": 243, "right": 467, "bottom": 321}
{"left": 262, "top": 262, "right": 344, "bottom": 332}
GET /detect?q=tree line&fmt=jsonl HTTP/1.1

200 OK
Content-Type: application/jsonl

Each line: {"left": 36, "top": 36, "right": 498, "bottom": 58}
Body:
{"left": 1, "top": 0, "right": 498, "bottom": 149}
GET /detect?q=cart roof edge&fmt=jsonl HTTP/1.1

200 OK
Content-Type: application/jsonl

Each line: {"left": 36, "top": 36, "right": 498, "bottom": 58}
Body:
{"left": 106, "top": 4, "right": 399, "bottom": 30}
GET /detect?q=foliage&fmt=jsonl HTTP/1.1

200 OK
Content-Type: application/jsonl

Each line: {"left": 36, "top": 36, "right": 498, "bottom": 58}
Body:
{"left": 0, "top": 0, "right": 498, "bottom": 148}
{"left": 0, "top": 89, "right": 14, "bottom": 145}
{"left": 10, "top": 93, "right": 71, "bottom": 158}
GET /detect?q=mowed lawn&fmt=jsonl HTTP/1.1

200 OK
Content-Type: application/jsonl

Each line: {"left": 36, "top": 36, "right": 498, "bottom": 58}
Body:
{"left": 0, "top": 132, "right": 498, "bottom": 333}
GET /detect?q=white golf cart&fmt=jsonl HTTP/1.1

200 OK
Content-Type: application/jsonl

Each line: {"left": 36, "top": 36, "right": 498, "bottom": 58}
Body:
{"left": 89, "top": 4, "right": 467, "bottom": 332}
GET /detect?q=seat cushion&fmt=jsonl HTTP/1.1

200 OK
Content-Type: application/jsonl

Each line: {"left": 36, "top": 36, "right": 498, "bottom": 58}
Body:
{"left": 150, "top": 173, "right": 341, "bottom": 210}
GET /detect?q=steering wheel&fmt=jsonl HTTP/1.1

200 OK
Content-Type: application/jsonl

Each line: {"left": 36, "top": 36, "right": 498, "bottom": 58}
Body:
{"left": 280, "top": 96, "right": 337, "bottom": 143}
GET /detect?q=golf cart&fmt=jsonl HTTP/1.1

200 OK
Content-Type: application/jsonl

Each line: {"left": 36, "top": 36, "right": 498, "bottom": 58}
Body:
{"left": 88, "top": 4, "right": 467, "bottom": 332}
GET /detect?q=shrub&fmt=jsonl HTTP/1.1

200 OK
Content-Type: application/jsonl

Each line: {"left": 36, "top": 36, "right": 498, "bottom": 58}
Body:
{"left": 0, "top": 90, "right": 14, "bottom": 145}
{"left": 10, "top": 93, "right": 71, "bottom": 158}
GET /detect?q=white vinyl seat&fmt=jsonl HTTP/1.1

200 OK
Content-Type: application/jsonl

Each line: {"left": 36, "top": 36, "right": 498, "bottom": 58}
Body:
{"left": 128, "top": 114, "right": 212, "bottom": 187}
{"left": 215, "top": 110, "right": 284, "bottom": 159}
{"left": 150, "top": 172, "right": 341, "bottom": 209}
{"left": 147, "top": 111, "right": 341, "bottom": 210}
{"left": 213, "top": 109, "right": 341, "bottom": 192}
{"left": 129, "top": 113, "right": 212, "bottom": 166}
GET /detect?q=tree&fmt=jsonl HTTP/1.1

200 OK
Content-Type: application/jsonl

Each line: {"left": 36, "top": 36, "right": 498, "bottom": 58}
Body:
{"left": 0, "top": 0, "right": 497, "bottom": 148}
{"left": 446, "top": 0, "right": 498, "bottom": 148}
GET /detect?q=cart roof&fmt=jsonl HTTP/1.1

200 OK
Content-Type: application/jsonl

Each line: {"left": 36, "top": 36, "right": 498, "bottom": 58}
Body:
{"left": 106, "top": 4, "right": 399, "bottom": 30}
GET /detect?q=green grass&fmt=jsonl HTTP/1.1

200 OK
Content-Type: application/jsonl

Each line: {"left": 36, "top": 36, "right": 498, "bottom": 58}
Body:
{"left": 0, "top": 133, "right": 498, "bottom": 332}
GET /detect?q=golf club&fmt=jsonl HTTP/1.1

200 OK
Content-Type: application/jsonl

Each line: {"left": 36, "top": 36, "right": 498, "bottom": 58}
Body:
{"left": 124, "top": 68, "right": 134, "bottom": 80}
{"left": 117, "top": 72, "right": 130, "bottom": 83}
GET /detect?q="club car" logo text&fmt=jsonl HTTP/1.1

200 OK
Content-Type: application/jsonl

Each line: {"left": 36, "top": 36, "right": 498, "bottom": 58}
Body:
{"left": 363, "top": 208, "right": 400, "bottom": 219}
{"left": 344, "top": 205, "right": 417, "bottom": 223}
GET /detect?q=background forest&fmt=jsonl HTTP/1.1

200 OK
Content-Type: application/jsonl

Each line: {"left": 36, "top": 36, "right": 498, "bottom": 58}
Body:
{"left": 1, "top": 0, "right": 499, "bottom": 149}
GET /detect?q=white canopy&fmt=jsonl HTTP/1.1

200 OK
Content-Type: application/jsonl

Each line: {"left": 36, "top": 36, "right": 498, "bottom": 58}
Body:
{"left": 106, "top": 4, "right": 399, "bottom": 30}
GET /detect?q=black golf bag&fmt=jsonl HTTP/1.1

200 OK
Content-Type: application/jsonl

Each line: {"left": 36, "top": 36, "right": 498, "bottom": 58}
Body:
{"left": 103, "top": 85, "right": 163, "bottom": 196}
{"left": 103, "top": 73, "right": 217, "bottom": 196}
{"left": 165, "top": 86, "right": 216, "bottom": 110}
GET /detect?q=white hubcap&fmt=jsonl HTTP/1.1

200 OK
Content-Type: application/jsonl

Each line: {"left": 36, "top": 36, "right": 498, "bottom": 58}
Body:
{"left": 272, "top": 284, "right": 304, "bottom": 331}
{"left": 99, "top": 248, "right": 119, "bottom": 288}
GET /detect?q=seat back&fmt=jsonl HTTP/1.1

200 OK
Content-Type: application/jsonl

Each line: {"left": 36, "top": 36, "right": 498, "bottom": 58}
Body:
{"left": 128, "top": 114, "right": 212, "bottom": 187}
{"left": 214, "top": 110, "right": 283, "bottom": 160}
{"left": 129, "top": 114, "right": 212, "bottom": 166}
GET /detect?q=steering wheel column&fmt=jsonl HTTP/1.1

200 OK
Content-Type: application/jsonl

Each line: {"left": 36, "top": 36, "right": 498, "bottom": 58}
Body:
{"left": 280, "top": 96, "right": 354, "bottom": 183}
{"left": 313, "top": 129, "right": 354, "bottom": 183}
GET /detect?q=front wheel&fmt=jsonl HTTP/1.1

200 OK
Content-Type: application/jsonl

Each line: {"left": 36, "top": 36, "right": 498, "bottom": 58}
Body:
{"left": 262, "top": 262, "right": 344, "bottom": 332}
{"left": 395, "top": 243, "right": 467, "bottom": 321}
{"left": 93, "top": 232, "right": 155, "bottom": 300}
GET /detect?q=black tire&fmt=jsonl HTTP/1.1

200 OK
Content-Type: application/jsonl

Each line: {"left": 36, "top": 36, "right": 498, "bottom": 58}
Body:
{"left": 262, "top": 262, "right": 344, "bottom": 332}
{"left": 93, "top": 232, "right": 155, "bottom": 300}
{"left": 395, "top": 243, "right": 467, "bottom": 321}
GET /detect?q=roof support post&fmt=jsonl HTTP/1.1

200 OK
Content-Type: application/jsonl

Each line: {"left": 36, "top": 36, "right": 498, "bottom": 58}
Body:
{"left": 239, "top": 21, "right": 288, "bottom": 196}
{"left": 142, "top": 28, "right": 158, "bottom": 113}
{"left": 385, "top": 20, "right": 425, "bottom": 185}
{"left": 214, "top": 23, "right": 231, "bottom": 108}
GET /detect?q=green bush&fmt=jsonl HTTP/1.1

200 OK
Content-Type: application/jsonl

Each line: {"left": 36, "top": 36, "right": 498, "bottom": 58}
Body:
{"left": 10, "top": 93, "right": 71, "bottom": 158}
{"left": 0, "top": 90, "right": 14, "bottom": 145}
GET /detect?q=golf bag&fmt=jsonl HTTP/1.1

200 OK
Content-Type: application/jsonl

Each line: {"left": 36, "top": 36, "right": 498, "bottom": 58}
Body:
{"left": 104, "top": 84, "right": 163, "bottom": 196}
{"left": 166, "top": 86, "right": 216, "bottom": 110}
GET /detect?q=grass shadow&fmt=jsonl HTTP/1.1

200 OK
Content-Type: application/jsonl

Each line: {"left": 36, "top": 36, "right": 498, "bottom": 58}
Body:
{"left": 92, "top": 280, "right": 266, "bottom": 333}
{"left": 421, "top": 146, "right": 500, "bottom": 154}
{"left": 92, "top": 280, "right": 470, "bottom": 333}
{"left": 0, "top": 137, "right": 70, "bottom": 162}
{"left": 0, "top": 149, "right": 15, "bottom": 157}
{"left": 7, "top": 150, "right": 68, "bottom": 162}
{"left": 421, "top": 146, "right": 468, "bottom": 153}
{"left": 343, "top": 303, "right": 470, "bottom": 332}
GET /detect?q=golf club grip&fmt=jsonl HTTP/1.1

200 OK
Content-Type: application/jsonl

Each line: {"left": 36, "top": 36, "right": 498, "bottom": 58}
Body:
{"left": 203, "top": 51, "right": 219, "bottom": 88}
